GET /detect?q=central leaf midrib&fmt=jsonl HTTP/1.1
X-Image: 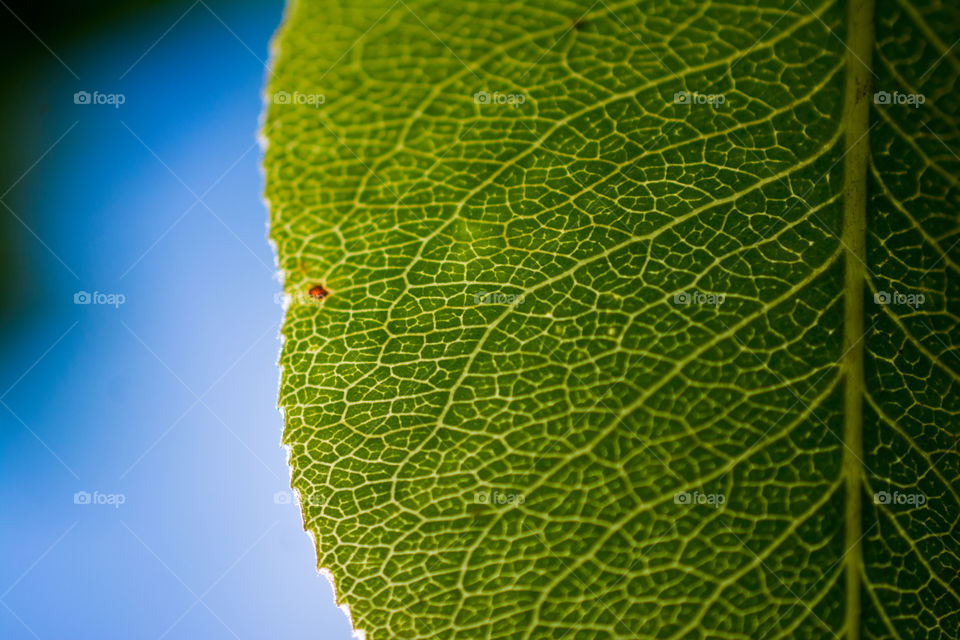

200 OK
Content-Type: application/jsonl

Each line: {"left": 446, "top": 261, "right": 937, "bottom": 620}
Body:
{"left": 839, "top": 0, "right": 876, "bottom": 637}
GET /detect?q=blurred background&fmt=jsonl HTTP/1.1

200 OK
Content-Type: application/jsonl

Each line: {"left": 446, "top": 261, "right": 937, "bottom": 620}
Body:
{"left": 0, "top": 1, "right": 355, "bottom": 637}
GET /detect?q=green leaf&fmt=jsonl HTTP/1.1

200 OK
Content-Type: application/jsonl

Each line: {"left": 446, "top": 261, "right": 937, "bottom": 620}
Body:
{"left": 263, "top": 0, "right": 959, "bottom": 637}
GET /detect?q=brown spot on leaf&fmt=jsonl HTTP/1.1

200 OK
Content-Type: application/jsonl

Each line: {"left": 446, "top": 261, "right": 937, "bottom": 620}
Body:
{"left": 308, "top": 285, "right": 329, "bottom": 300}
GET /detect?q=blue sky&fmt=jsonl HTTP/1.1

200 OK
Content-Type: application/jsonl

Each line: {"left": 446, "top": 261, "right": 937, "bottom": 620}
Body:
{"left": 0, "top": 2, "right": 356, "bottom": 638}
